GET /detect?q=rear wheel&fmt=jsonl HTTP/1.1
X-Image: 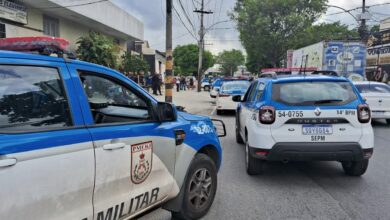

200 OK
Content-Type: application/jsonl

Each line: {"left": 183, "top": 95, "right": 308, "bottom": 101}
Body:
{"left": 386, "top": 119, "right": 390, "bottom": 125}
{"left": 204, "top": 86, "right": 210, "bottom": 91}
{"left": 171, "top": 154, "right": 217, "bottom": 220}
{"left": 245, "top": 135, "right": 264, "bottom": 175}
{"left": 342, "top": 159, "right": 369, "bottom": 176}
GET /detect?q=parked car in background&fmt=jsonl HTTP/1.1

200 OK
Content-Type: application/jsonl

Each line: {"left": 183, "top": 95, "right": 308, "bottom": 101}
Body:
{"left": 216, "top": 80, "right": 250, "bottom": 115}
{"left": 354, "top": 81, "right": 390, "bottom": 124}
{"left": 201, "top": 77, "right": 212, "bottom": 91}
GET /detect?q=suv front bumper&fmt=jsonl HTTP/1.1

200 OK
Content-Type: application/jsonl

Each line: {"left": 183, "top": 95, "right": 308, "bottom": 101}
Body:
{"left": 249, "top": 142, "right": 373, "bottom": 162}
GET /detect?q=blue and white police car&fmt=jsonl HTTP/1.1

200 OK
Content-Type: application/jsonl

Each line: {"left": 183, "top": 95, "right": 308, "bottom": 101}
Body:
{"left": 0, "top": 38, "right": 224, "bottom": 220}
{"left": 233, "top": 76, "right": 374, "bottom": 176}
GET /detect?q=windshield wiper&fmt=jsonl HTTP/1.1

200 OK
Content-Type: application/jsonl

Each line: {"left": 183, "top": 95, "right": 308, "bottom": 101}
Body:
{"left": 314, "top": 99, "right": 343, "bottom": 104}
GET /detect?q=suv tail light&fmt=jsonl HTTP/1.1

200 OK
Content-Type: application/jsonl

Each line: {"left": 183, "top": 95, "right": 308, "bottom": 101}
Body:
{"left": 259, "top": 106, "right": 275, "bottom": 124}
{"left": 357, "top": 104, "right": 371, "bottom": 123}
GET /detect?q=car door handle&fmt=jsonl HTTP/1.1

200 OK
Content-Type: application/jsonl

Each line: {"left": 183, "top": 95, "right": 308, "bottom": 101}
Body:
{"left": 0, "top": 158, "right": 17, "bottom": 168}
{"left": 103, "top": 143, "right": 126, "bottom": 150}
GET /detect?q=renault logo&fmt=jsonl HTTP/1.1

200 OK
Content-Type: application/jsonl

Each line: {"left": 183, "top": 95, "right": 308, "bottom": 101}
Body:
{"left": 314, "top": 107, "right": 321, "bottom": 116}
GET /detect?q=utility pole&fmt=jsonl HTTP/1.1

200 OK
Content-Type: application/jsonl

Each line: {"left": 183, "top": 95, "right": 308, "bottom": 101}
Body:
{"left": 165, "top": 0, "right": 173, "bottom": 103}
{"left": 359, "top": 0, "right": 368, "bottom": 43}
{"left": 194, "top": 0, "right": 212, "bottom": 92}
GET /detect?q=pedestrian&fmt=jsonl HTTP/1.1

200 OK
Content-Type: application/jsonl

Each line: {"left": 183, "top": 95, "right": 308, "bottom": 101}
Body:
{"left": 180, "top": 76, "right": 186, "bottom": 90}
{"left": 176, "top": 76, "right": 180, "bottom": 92}
{"left": 151, "top": 73, "right": 159, "bottom": 95}
{"left": 157, "top": 74, "right": 163, "bottom": 95}
{"left": 189, "top": 77, "right": 194, "bottom": 90}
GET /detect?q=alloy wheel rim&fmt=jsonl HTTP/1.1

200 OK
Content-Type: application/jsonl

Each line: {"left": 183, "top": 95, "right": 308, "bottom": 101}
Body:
{"left": 188, "top": 168, "right": 212, "bottom": 210}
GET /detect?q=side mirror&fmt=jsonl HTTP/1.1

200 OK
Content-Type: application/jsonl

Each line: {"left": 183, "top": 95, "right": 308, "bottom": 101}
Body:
{"left": 232, "top": 95, "right": 242, "bottom": 102}
{"left": 215, "top": 88, "right": 220, "bottom": 92}
{"left": 157, "top": 102, "right": 177, "bottom": 122}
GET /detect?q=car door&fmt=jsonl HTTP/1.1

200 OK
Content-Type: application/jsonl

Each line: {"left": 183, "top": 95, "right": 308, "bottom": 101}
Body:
{"left": 67, "top": 64, "right": 177, "bottom": 220}
{"left": 239, "top": 81, "right": 259, "bottom": 135}
{"left": 0, "top": 60, "right": 95, "bottom": 220}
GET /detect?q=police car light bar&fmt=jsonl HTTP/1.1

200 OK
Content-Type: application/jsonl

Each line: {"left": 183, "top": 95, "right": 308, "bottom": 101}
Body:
{"left": 0, "top": 36, "right": 74, "bottom": 58}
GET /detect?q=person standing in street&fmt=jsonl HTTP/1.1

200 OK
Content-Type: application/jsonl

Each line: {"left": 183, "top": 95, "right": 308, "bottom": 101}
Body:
{"left": 151, "top": 73, "right": 159, "bottom": 95}
{"left": 180, "top": 76, "right": 186, "bottom": 91}
{"left": 157, "top": 74, "right": 163, "bottom": 95}
{"left": 175, "top": 76, "right": 180, "bottom": 92}
{"left": 189, "top": 77, "right": 194, "bottom": 90}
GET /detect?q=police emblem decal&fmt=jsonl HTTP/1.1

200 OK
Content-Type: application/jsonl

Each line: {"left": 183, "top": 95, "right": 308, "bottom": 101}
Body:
{"left": 131, "top": 141, "right": 153, "bottom": 184}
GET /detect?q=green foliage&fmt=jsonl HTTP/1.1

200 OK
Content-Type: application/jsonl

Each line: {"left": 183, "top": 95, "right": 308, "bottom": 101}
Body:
{"left": 217, "top": 49, "right": 245, "bottom": 76}
{"left": 173, "top": 44, "right": 215, "bottom": 76}
{"left": 232, "top": 0, "right": 328, "bottom": 72}
{"left": 121, "top": 52, "right": 150, "bottom": 74}
{"left": 76, "top": 32, "right": 120, "bottom": 69}
{"left": 291, "top": 22, "right": 359, "bottom": 49}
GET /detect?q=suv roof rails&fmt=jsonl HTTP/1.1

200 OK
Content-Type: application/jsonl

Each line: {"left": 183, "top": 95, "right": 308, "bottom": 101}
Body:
{"left": 0, "top": 36, "right": 77, "bottom": 59}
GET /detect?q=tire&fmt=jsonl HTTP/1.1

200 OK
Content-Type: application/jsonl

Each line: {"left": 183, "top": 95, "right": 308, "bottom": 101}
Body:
{"left": 204, "top": 86, "right": 210, "bottom": 91}
{"left": 342, "top": 159, "right": 369, "bottom": 176}
{"left": 386, "top": 119, "right": 390, "bottom": 125}
{"left": 171, "top": 154, "right": 218, "bottom": 220}
{"left": 236, "top": 116, "right": 244, "bottom": 144}
{"left": 245, "top": 135, "right": 264, "bottom": 175}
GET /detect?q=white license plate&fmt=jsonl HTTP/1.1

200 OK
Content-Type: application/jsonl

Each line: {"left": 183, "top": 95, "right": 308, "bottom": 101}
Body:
{"left": 302, "top": 125, "right": 333, "bottom": 135}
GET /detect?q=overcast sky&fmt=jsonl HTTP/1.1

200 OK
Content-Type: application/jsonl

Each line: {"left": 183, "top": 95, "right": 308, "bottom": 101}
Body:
{"left": 111, "top": 0, "right": 390, "bottom": 55}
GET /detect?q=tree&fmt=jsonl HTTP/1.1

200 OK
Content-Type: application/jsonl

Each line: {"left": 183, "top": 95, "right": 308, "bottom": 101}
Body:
{"left": 291, "top": 22, "right": 359, "bottom": 49}
{"left": 232, "top": 0, "right": 328, "bottom": 72}
{"left": 173, "top": 44, "right": 214, "bottom": 76}
{"left": 76, "top": 32, "right": 120, "bottom": 69}
{"left": 121, "top": 52, "right": 150, "bottom": 74}
{"left": 217, "top": 49, "right": 245, "bottom": 76}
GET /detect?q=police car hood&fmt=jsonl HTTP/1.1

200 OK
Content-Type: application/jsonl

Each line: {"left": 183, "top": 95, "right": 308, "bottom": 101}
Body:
{"left": 178, "top": 111, "right": 210, "bottom": 121}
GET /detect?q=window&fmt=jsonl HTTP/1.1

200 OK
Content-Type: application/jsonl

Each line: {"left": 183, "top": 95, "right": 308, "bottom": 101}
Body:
{"left": 0, "top": 65, "right": 72, "bottom": 132}
{"left": 272, "top": 81, "right": 357, "bottom": 106}
{"left": 0, "top": 23, "right": 5, "bottom": 38}
{"left": 43, "top": 15, "right": 59, "bottom": 37}
{"left": 247, "top": 81, "right": 259, "bottom": 102}
{"left": 255, "top": 82, "right": 266, "bottom": 101}
{"left": 79, "top": 72, "right": 151, "bottom": 124}
{"left": 355, "top": 84, "right": 390, "bottom": 94}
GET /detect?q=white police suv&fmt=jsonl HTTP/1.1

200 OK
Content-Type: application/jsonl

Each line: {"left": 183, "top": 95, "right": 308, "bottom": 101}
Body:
{"left": 234, "top": 76, "right": 374, "bottom": 176}
{"left": 0, "top": 37, "right": 224, "bottom": 220}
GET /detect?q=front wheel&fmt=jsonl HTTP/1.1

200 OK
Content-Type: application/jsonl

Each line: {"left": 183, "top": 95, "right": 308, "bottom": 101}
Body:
{"left": 386, "top": 119, "right": 390, "bottom": 125}
{"left": 342, "top": 159, "right": 369, "bottom": 176}
{"left": 172, "top": 154, "right": 217, "bottom": 219}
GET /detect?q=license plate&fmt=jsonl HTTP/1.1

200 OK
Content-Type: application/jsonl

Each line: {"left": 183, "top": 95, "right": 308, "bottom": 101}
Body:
{"left": 302, "top": 125, "right": 333, "bottom": 135}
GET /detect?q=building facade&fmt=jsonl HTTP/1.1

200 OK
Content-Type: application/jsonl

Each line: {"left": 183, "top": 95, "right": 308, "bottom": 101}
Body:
{"left": 0, "top": 0, "right": 144, "bottom": 53}
{"left": 366, "top": 18, "right": 390, "bottom": 82}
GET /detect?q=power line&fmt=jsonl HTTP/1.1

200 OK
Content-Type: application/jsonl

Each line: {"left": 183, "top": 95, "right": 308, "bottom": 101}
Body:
{"left": 173, "top": 6, "right": 198, "bottom": 40}
{"left": 176, "top": 0, "right": 197, "bottom": 33}
{"left": 327, "top": 2, "right": 390, "bottom": 16}
{"left": 35, "top": 0, "right": 108, "bottom": 9}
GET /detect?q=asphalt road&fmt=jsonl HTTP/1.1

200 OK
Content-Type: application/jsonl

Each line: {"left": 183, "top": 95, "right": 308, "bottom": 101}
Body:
{"left": 142, "top": 90, "right": 390, "bottom": 220}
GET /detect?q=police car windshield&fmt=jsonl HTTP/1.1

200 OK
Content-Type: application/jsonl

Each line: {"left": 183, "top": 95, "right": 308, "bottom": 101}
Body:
{"left": 272, "top": 81, "right": 357, "bottom": 106}
{"left": 355, "top": 84, "right": 390, "bottom": 94}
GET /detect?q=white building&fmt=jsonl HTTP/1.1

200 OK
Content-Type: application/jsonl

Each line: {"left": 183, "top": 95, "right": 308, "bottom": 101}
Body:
{"left": 1, "top": 0, "right": 144, "bottom": 53}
